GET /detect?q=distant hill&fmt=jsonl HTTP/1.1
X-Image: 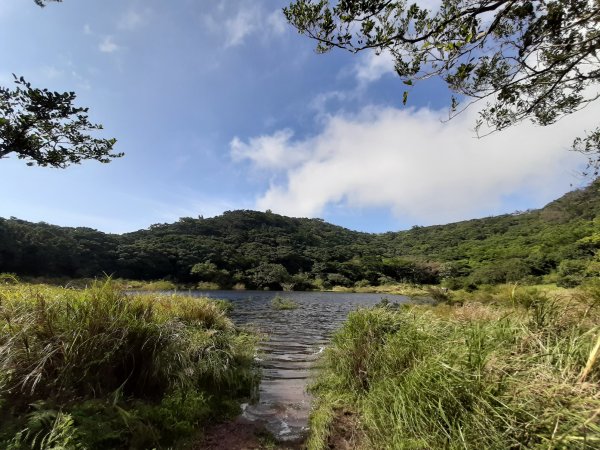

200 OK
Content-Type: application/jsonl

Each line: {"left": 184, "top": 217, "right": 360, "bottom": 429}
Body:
{"left": 1, "top": 179, "right": 598, "bottom": 289}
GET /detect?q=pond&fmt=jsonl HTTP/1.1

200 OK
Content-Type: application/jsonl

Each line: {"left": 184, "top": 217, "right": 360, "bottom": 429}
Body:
{"left": 179, "top": 290, "right": 413, "bottom": 442}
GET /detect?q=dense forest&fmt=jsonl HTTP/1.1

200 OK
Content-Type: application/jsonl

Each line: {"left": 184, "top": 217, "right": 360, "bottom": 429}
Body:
{"left": 1, "top": 180, "right": 598, "bottom": 290}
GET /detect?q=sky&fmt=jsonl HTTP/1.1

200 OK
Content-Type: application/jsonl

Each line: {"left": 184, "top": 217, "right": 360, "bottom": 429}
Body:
{"left": 0, "top": 0, "right": 596, "bottom": 234}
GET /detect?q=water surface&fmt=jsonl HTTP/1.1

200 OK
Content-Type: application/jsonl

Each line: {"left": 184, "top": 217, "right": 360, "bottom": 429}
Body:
{"left": 181, "top": 290, "right": 411, "bottom": 441}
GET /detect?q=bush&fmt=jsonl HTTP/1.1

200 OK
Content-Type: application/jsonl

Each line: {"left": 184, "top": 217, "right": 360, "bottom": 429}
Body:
{"left": 197, "top": 281, "right": 220, "bottom": 290}
{"left": 425, "top": 286, "right": 452, "bottom": 304}
{"left": 327, "top": 273, "right": 352, "bottom": 288}
{"left": 557, "top": 259, "right": 588, "bottom": 287}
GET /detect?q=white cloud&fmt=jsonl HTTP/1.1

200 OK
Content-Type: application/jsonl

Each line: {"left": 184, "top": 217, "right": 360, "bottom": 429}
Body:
{"left": 266, "top": 9, "right": 287, "bottom": 35}
{"left": 354, "top": 50, "right": 396, "bottom": 85}
{"left": 224, "top": 8, "right": 258, "bottom": 47}
{"left": 231, "top": 129, "right": 311, "bottom": 170}
{"left": 118, "top": 9, "right": 149, "bottom": 31}
{"left": 83, "top": 24, "right": 92, "bottom": 35}
{"left": 232, "top": 102, "right": 598, "bottom": 224}
{"left": 203, "top": 4, "right": 287, "bottom": 48}
{"left": 310, "top": 91, "right": 349, "bottom": 118}
{"left": 99, "top": 36, "right": 119, "bottom": 53}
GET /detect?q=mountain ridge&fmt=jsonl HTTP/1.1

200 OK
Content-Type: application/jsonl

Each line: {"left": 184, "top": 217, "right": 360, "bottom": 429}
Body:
{"left": 1, "top": 179, "right": 598, "bottom": 288}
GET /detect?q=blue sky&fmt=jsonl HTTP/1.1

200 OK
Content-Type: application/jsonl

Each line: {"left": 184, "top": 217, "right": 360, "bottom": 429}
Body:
{"left": 0, "top": 0, "right": 596, "bottom": 233}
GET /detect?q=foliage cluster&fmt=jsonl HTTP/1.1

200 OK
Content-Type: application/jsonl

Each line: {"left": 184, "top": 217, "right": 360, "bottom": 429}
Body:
{"left": 0, "top": 76, "right": 120, "bottom": 168}
{"left": 285, "top": 0, "right": 600, "bottom": 175}
{"left": 0, "top": 180, "right": 598, "bottom": 290}
{"left": 0, "top": 280, "right": 259, "bottom": 449}
{"left": 307, "top": 284, "right": 600, "bottom": 449}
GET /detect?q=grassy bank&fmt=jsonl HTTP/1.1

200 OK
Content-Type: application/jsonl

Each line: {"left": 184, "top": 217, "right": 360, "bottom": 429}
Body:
{"left": 10, "top": 276, "right": 184, "bottom": 292}
{"left": 329, "top": 283, "right": 430, "bottom": 297}
{"left": 308, "top": 283, "right": 600, "bottom": 449}
{"left": 0, "top": 279, "right": 259, "bottom": 449}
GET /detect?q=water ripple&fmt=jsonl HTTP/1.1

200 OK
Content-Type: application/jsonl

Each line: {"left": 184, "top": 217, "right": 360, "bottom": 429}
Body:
{"left": 181, "top": 290, "right": 410, "bottom": 441}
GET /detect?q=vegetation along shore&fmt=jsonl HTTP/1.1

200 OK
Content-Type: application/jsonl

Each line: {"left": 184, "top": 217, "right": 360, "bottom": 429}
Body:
{"left": 0, "top": 181, "right": 599, "bottom": 448}
{"left": 308, "top": 283, "right": 600, "bottom": 449}
{"left": 3, "top": 0, "right": 600, "bottom": 448}
{"left": 1, "top": 180, "right": 598, "bottom": 293}
{"left": 0, "top": 279, "right": 259, "bottom": 449}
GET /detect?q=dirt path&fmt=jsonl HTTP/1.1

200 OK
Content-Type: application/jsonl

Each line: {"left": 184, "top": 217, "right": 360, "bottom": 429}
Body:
{"left": 194, "top": 418, "right": 305, "bottom": 450}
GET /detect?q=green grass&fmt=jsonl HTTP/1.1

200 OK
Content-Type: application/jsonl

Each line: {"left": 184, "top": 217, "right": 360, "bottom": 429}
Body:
{"left": 0, "top": 279, "right": 259, "bottom": 449}
{"left": 329, "top": 283, "right": 429, "bottom": 297}
{"left": 271, "top": 295, "right": 299, "bottom": 310}
{"left": 307, "top": 283, "right": 600, "bottom": 449}
{"left": 124, "top": 279, "right": 178, "bottom": 291}
{"left": 14, "top": 276, "right": 183, "bottom": 292}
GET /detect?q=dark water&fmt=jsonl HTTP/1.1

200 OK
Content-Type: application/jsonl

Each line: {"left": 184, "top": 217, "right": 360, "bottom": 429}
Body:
{"left": 181, "top": 290, "right": 411, "bottom": 441}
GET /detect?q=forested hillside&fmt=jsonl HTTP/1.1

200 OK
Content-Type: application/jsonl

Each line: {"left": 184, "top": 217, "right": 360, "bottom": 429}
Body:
{"left": 1, "top": 180, "right": 598, "bottom": 289}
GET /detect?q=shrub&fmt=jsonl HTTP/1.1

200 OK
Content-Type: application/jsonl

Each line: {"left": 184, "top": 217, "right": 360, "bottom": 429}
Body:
{"left": 557, "top": 259, "right": 588, "bottom": 287}
{"left": 197, "top": 281, "right": 220, "bottom": 290}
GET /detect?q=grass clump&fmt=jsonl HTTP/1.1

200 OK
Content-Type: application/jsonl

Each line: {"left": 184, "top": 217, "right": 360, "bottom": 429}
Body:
{"left": 308, "top": 286, "right": 600, "bottom": 449}
{"left": 271, "top": 295, "right": 299, "bottom": 310}
{"left": 0, "top": 279, "right": 259, "bottom": 449}
{"left": 132, "top": 279, "right": 178, "bottom": 291}
{"left": 330, "top": 283, "right": 429, "bottom": 297}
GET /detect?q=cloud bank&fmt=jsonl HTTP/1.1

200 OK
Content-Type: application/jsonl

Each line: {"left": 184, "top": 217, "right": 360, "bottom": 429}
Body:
{"left": 231, "top": 102, "right": 597, "bottom": 225}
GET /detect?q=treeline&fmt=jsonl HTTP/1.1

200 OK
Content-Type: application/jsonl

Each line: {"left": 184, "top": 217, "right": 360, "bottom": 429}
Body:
{"left": 1, "top": 180, "right": 598, "bottom": 289}
{"left": 375, "top": 180, "right": 600, "bottom": 288}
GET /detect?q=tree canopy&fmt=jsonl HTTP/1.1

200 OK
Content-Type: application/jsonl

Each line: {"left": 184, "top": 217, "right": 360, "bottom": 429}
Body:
{"left": 33, "top": 0, "right": 62, "bottom": 6}
{"left": 0, "top": 0, "right": 119, "bottom": 168}
{"left": 1, "top": 181, "right": 599, "bottom": 288}
{"left": 284, "top": 0, "right": 600, "bottom": 175}
{"left": 0, "top": 76, "right": 121, "bottom": 168}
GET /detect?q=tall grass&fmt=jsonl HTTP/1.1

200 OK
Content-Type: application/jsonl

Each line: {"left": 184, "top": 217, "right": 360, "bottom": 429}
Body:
{"left": 0, "top": 279, "right": 259, "bottom": 449}
{"left": 308, "top": 285, "right": 600, "bottom": 449}
{"left": 132, "top": 279, "right": 178, "bottom": 291}
{"left": 330, "top": 283, "right": 429, "bottom": 297}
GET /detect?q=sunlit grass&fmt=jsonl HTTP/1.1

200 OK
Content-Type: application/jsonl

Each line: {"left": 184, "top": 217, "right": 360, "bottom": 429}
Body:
{"left": 330, "top": 283, "right": 429, "bottom": 297}
{"left": 308, "top": 283, "right": 600, "bottom": 449}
